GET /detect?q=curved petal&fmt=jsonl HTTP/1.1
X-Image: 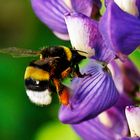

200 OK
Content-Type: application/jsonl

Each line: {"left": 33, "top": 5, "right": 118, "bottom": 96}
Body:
{"left": 115, "top": 94, "right": 133, "bottom": 113}
{"left": 98, "top": 107, "right": 128, "bottom": 136}
{"left": 108, "top": 58, "right": 140, "bottom": 95}
{"left": 31, "top": 0, "right": 98, "bottom": 40}
{"left": 110, "top": 58, "right": 140, "bottom": 95}
{"left": 72, "top": 106, "right": 128, "bottom": 140}
{"left": 65, "top": 12, "right": 116, "bottom": 62}
{"left": 105, "top": 0, "right": 140, "bottom": 18}
{"left": 114, "top": 0, "right": 139, "bottom": 17}
{"left": 72, "top": 118, "right": 116, "bottom": 140}
{"left": 136, "top": 0, "right": 140, "bottom": 18}
{"left": 65, "top": 12, "right": 98, "bottom": 57}
{"left": 31, "top": 0, "right": 69, "bottom": 36}
{"left": 108, "top": 60, "right": 124, "bottom": 93}
{"left": 71, "top": 0, "right": 96, "bottom": 17}
{"left": 125, "top": 106, "right": 140, "bottom": 137}
{"left": 121, "top": 137, "right": 140, "bottom": 140}
{"left": 59, "top": 59, "right": 119, "bottom": 124}
{"left": 119, "top": 58, "right": 140, "bottom": 94}
{"left": 99, "top": 1, "right": 140, "bottom": 56}
{"left": 105, "top": 0, "right": 113, "bottom": 7}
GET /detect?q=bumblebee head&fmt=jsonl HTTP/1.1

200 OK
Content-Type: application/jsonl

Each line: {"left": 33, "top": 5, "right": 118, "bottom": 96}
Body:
{"left": 24, "top": 60, "right": 52, "bottom": 106}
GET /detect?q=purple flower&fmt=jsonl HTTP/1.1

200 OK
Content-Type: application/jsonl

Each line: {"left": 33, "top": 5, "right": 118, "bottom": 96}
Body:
{"left": 108, "top": 59, "right": 139, "bottom": 112}
{"left": 59, "top": 59, "right": 119, "bottom": 124}
{"left": 137, "top": 0, "right": 140, "bottom": 18}
{"left": 109, "top": 58, "right": 140, "bottom": 96}
{"left": 29, "top": 1, "right": 140, "bottom": 139}
{"left": 121, "top": 138, "right": 140, "bottom": 140}
{"left": 108, "top": 59, "right": 124, "bottom": 94}
{"left": 70, "top": 106, "right": 140, "bottom": 140}
{"left": 115, "top": 94, "right": 133, "bottom": 114}
{"left": 113, "top": 0, "right": 140, "bottom": 17}
{"left": 99, "top": 1, "right": 140, "bottom": 57}
{"left": 72, "top": 106, "right": 128, "bottom": 140}
{"left": 31, "top": 0, "right": 101, "bottom": 40}
{"left": 105, "top": 0, "right": 140, "bottom": 18}
{"left": 125, "top": 106, "right": 140, "bottom": 138}
{"left": 64, "top": 12, "right": 116, "bottom": 63}
{"left": 118, "top": 58, "right": 140, "bottom": 95}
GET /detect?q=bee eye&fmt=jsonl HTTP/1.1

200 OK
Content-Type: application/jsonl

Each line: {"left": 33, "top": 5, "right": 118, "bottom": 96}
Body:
{"left": 25, "top": 78, "right": 49, "bottom": 91}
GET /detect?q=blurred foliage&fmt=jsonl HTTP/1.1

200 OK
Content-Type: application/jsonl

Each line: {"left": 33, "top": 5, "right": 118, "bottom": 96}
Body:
{"left": 0, "top": 0, "right": 74, "bottom": 140}
{"left": 35, "top": 122, "right": 80, "bottom": 140}
{"left": 0, "top": 0, "right": 139, "bottom": 140}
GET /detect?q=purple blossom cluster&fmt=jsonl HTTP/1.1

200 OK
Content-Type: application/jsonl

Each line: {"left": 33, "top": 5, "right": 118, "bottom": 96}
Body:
{"left": 30, "top": 0, "right": 140, "bottom": 139}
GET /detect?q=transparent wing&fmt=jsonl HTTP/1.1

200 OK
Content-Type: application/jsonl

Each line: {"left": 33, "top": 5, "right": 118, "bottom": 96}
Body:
{"left": 0, "top": 47, "right": 40, "bottom": 57}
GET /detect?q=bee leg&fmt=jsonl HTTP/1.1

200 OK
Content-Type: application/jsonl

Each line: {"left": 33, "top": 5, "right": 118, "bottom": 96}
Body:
{"left": 61, "top": 67, "right": 72, "bottom": 79}
{"left": 53, "top": 79, "right": 70, "bottom": 106}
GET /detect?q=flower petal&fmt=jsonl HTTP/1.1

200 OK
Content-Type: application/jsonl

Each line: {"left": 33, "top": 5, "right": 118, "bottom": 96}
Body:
{"left": 31, "top": 0, "right": 69, "bottom": 37}
{"left": 120, "top": 137, "right": 140, "bottom": 140}
{"left": 65, "top": 12, "right": 98, "bottom": 57}
{"left": 136, "top": 0, "right": 140, "bottom": 18}
{"left": 125, "top": 106, "right": 140, "bottom": 137}
{"left": 65, "top": 12, "right": 115, "bottom": 62}
{"left": 108, "top": 58, "right": 140, "bottom": 95}
{"left": 105, "top": 0, "right": 140, "bottom": 18}
{"left": 98, "top": 107, "right": 128, "bottom": 136}
{"left": 72, "top": 106, "right": 128, "bottom": 140}
{"left": 31, "top": 0, "right": 97, "bottom": 40}
{"left": 115, "top": 94, "right": 133, "bottom": 113}
{"left": 121, "top": 137, "right": 140, "bottom": 140}
{"left": 99, "top": 1, "right": 140, "bottom": 56}
{"left": 108, "top": 60, "right": 124, "bottom": 93}
{"left": 119, "top": 58, "right": 140, "bottom": 94}
{"left": 71, "top": 0, "right": 96, "bottom": 17}
{"left": 72, "top": 118, "right": 116, "bottom": 140}
{"left": 110, "top": 58, "right": 140, "bottom": 95}
{"left": 59, "top": 59, "right": 119, "bottom": 124}
{"left": 114, "top": 0, "right": 139, "bottom": 17}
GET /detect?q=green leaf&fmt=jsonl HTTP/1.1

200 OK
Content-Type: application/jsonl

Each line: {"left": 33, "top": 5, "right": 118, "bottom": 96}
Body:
{"left": 34, "top": 122, "right": 80, "bottom": 140}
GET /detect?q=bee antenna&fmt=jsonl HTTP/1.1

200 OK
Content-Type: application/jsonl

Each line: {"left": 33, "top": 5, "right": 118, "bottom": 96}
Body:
{"left": 76, "top": 50, "right": 88, "bottom": 54}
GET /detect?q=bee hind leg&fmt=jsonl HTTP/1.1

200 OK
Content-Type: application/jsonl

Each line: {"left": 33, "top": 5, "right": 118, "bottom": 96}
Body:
{"left": 53, "top": 78, "right": 70, "bottom": 106}
{"left": 61, "top": 67, "right": 72, "bottom": 79}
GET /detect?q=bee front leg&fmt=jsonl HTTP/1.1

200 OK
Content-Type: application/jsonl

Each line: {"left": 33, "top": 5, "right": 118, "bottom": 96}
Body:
{"left": 61, "top": 67, "right": 72, "bottom": 79}
{"left": 53, "top": 78, "right": 70, "bottom": 106}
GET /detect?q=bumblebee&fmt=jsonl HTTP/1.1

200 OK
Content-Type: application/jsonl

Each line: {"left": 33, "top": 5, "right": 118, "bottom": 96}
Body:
{"left": 0, "top": 46, "right": 87, "bottom": 106}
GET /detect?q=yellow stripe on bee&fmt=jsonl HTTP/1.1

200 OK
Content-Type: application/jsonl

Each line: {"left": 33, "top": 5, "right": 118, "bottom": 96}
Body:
{"left": 24, "top": 66, "right": 50, "bottom": 81}
{"left": 61, "top": 46, "right": 72, "bottom": 61}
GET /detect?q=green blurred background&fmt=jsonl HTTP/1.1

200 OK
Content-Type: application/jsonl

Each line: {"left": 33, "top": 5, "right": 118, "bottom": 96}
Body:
{"left": 0, "top": 1, "right": 139, "bottom": 140}
{"left": 0, "top": 0, "right": 79, "bottom": 140}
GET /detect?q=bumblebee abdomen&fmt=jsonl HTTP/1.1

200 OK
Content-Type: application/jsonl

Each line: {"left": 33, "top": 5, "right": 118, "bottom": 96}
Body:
{"left": 24, "top": 65, "right": 52, "bottom": 106}
{"left": 24, "top": 66, "right": 50, "bottom": 81}
{"left": 25, "top": 78, "right": 49, "bottom": 91}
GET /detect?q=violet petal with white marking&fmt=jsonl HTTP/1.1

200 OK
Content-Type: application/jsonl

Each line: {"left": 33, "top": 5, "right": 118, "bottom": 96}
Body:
{"left": 65, "top": 12, "right": 115, "bottom": 62}
{"left": 59, "top": 59, "right": 119, "bottom": 124}
{"left": 31, "top": 0, "right": 99, "bottom": 40}
{"left": 125, "top": 106, "right": 140, "bottom": 137}
{"left": 72, "top": 106, "right": 128, "bottom": 140}
{"left": 99, "top": 1, "right": 140, "bottom": 56}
